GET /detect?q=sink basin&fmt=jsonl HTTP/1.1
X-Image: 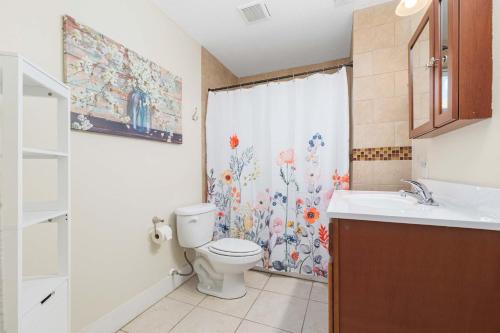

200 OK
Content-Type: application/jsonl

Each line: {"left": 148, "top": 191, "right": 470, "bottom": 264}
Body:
{"left": 342, "top": 193, "right": 418, "bottom": 210}
{"left": 327, "top": 187, "right": 500, "bottom": 231}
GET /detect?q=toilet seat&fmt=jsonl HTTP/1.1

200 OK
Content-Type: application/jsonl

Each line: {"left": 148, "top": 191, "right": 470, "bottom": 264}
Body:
{"left": 208, "top": 238, "right": 262, "bottom": 257}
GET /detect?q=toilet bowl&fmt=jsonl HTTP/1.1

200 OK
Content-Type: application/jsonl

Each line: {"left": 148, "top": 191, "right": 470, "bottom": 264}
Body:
{"left": 175, "top": 204, "right": 263, "bottom": 299}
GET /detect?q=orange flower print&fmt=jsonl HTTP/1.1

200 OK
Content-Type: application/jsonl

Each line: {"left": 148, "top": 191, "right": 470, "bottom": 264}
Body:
{"left": 332, "top": 169, "right": 350, "bottom": 190}
{"left": 231, "top": 186, "right": 241, "bottom": 203}
{"left": 318, "top": 224, "right": 329, "bottom": 250}
{"left": 277, "top": 149, "right": 295, "bottom": 166}
{"left": 304, "top": 207, "right": 320, "bottom": 224}
{"left": 221, "top": 170, "right": 233, "bottom": 184}
{"left": 291, "top": 250, "right": 299, "bottom": 262}
{"left": 229, "top": 134, "right": 239, "bottom": 149}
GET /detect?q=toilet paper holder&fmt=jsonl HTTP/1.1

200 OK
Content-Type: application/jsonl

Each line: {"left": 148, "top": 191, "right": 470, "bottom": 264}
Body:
{"left": 152, "top": 216, "right": 165, "bottom": 237}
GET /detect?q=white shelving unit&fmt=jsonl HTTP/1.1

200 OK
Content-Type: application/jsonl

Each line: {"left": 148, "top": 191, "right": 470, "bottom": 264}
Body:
{"left": 0, "top": 52, "right": 70, "bottom": 333}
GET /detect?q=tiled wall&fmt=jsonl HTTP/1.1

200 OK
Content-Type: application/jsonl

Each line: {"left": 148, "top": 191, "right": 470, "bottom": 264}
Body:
{"left": 351, "top": 1, "right": 425, "bottom": 191}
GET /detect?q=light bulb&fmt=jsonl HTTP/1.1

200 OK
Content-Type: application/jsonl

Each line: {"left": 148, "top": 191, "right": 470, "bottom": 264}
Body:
{"left": 404, "top": 0, "right": 418, "bottom": 8}
{"left": 395, "top": 0, "right": 431, "bottom": 16}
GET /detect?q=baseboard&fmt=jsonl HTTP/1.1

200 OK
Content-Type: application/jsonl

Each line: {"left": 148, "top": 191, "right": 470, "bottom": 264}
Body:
{"left": 79, "top": 266, "right": 193, "bottom": 333}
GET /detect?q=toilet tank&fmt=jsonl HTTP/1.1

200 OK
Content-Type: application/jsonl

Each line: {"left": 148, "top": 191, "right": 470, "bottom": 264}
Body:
{"left": 175, "top": 203, "right": 216, "bottom": 248}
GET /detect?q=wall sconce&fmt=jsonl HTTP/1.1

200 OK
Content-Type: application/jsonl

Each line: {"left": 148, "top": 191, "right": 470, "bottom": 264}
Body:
{"left": 395, "top": 0, "right": 431, "bottom": 16}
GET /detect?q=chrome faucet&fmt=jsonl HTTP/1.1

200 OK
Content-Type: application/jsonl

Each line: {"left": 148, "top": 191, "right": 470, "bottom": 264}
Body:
{"left": 399, "top": 179, "right": 438, "bottom": 206}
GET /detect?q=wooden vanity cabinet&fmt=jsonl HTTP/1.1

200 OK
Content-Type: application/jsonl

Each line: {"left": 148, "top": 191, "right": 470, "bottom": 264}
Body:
{"left": 408, "top": 0, "right": 492, "bottom": 139}
{"left": 328, "top": 219, "right": 500, "bottom": 333}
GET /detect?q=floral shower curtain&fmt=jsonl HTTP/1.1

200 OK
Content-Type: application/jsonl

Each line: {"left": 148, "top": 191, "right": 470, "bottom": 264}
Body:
{"left": 206, "top": 69, "right": 350, "bottom": 279}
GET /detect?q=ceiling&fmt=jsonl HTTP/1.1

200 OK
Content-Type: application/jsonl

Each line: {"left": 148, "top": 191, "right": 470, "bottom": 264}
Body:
{"left": 153, "top": 0, "right": 392, "bottom": 77}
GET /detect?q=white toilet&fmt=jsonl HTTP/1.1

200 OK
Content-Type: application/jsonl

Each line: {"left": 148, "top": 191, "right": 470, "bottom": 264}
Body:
{"left": 175, "top": 203, "right": 263, "bottom": 299}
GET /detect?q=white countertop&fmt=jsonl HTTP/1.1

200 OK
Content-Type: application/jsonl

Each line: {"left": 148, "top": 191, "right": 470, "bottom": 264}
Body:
{"left": 327, "top": 179, "right": 500, "bottom": 231}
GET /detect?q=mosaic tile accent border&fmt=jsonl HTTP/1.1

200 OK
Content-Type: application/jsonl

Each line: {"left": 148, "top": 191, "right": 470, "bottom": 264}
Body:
{"left": 351, "top": 146, "right": 412, "bottom": 161}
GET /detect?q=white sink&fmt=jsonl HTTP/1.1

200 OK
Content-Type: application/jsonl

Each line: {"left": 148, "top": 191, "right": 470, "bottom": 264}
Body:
{"left": 327, "top": 181, "right": 500, "bottom": 231}
{"left": 341, "top": 192, "right": 418, "bottom": 211}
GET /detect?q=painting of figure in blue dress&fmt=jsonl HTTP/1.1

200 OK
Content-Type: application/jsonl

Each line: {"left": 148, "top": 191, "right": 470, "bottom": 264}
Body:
{"left": 63, "top": 15, "right": 183, "bottom": 144}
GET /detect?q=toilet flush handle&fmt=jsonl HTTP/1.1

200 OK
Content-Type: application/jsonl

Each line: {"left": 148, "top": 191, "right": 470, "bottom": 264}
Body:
{"left": 188, "top": 217, "right": 198, "bottom": 223}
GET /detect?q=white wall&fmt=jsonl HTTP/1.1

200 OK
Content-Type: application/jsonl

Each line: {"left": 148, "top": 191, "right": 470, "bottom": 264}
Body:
{"left": 412, "top": 2, "right": 500, "bottom": 187}
{"left": 0, "top": 0, "right": 202, "bottom": 331}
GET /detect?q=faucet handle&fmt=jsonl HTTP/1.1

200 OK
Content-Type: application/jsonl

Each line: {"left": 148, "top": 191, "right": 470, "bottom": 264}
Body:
{"left": 400, "top": 179, "right": 422, "bottom": 193}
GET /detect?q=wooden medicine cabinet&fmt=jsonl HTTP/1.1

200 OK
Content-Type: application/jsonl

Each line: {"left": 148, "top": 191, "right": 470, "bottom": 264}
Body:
{"left": 408, "top": 0, "right": 492, "bottom": 139}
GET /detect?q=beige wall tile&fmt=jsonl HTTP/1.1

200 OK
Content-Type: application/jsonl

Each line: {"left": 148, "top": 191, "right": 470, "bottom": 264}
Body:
{"left": 353, "top": 100, "right": 374, "bottom": 125}
{"left": 372, "top": 23, "right": 396, "bottom": 50}
{"left": 353, "top": 23, "right": 395, "bottom": 55}
{"left": 372, "top": 160, "right": 412, "bottom": 185}
{"left": 353, "top": 6, "right": 374, "bottom": 31}
{"left": 351, "top": 0, "right": 414, "bottom": 190}
{"left": 353, "top": 76, "right": 375, "bottom": 101}
{"left": 352, "top": 161, "right": 375, "bottom": 186}
{"left": 394, "top": 70, "right": 409, "bottom": 96}
{"left": 395, "top": 121, "right": 411, "bottom": 146}
{"left": 395, "top": 17, "right": 414, "bottom": 46}
{"left": 370, "top": 1, "right": 400, "bottom": 26}
{"left": 354, "top": 1, "right": 400, "bottom": 31}
{"left": 353, "top": 123, "right": 395, "bottom": 148}
{"left": 353, "top": 27, "right": 375, "bottom": 54}
{"left": 353, "top": 73, "right": 394, "bottom": 101}
{"left": 373, "top": 73, "right": 395, "bottom": 98}
{"left": 372, "top": 45, "right": 408, "bottom": 75}
{"left": 373, "top": 96, "right": 408, "bottom": 123}
{"left": 353, "top": 52, "right": 373, "bottom": 78}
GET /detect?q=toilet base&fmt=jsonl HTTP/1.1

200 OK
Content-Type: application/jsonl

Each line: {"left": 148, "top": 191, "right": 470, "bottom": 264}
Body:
{"left": 196, "top": 272, "right": 247, "bottom": 299}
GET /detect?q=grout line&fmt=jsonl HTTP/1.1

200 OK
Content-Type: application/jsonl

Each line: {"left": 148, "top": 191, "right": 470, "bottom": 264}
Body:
{"left": 119, "top": 294, "right": 172, "bottom": 331}
{"left": 243, "top": 318, "right": 295, "bottom": 333}
{"left": 260, "top": 288, "right": 311, "bottom": 301}
{"left": 243, "top": 288, "right": 262, "bottom": 319}
{"left": 307, "top": 281, "right": 313, "bottom": 300}
{"left": 300, "top": 299, "right": 312, "bottom": 333}
{"left": 167, "top": 301, "right": 198, "bottom": 332}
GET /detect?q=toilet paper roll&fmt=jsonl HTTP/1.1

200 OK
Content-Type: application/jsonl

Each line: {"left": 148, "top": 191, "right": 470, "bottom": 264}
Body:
{"left": 150, "top": 225, "right": 173, "bottom": 244}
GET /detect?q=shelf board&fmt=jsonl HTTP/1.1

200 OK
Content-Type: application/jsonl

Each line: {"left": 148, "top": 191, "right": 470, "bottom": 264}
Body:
{"left": 22, "top": 210, "right": 67, "bottom": 228}
{"left": 23, "top": 148, "right": 68, "bottom": 159}
{"left": 0, "top": 52, "right": 70, "bottom": 99}
{"left": 22, "top": 275, "right": 68, "bottom": 316}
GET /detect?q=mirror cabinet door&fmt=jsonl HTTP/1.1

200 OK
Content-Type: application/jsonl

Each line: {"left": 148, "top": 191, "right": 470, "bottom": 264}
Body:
{"left": 434, "top": 0, "right": 458, "bottom": 126}
{"left": 409, "top": 12, "right": 434, "bottom": 137}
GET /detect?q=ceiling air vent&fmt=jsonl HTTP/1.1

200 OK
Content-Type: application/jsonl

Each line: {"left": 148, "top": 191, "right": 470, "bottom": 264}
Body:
{"left": 238, "top": 1, "right": 271, "bottom": 24}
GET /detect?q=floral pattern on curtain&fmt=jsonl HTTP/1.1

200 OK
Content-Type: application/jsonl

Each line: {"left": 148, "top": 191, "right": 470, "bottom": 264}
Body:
{"left": 206, "top": 70, "right": 350, "bottom": 278}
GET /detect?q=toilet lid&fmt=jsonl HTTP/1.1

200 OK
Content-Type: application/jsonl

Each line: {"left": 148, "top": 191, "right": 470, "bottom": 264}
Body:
{"left": 209, "top": 238, "right": 262, "bottom": 257}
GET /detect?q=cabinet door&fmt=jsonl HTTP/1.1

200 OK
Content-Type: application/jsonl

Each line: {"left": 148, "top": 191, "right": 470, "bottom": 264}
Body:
{"left": 433, "top": 0, "right": 459, "bottom": 127}
{"left": 409, "top": 8, "right": 435, "bottom": 138}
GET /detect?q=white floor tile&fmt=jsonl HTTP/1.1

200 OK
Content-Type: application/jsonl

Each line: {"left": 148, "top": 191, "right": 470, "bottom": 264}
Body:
{"left": 309, "top": 282, "right": 328, "bottom": 303}
{"left": 263, "top": 275, "right": 312, "bottom": 299}
{"left": 170, "top": 307, "right": 241, "bottom": 333}
{"left": 122, "top": 298, "right": 193, "bottom": 333}
{"left": 199, "top": 287, "right": 260, "bottom": 318}
{"left": 236, "top": 320, "right": 288, "bottom": 333}
{"left": 244, "top": 270, "right": 271, "bottom": 289}
{"left": 302, "top": 300, "right": 328, "bottom": 333}
{"left": 245, "top": 290, "right": 308, "bottom": 333}
{"left": 167, "top": 276, "right": 206, "bottom": 305}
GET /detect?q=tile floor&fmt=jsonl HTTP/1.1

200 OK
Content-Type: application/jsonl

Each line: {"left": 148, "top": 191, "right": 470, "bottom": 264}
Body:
{"left": 119, "top": 270, "right": 328, "bottom": 333}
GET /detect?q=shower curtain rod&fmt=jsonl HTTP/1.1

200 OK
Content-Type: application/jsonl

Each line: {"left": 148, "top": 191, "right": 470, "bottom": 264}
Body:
{"left": 208, "top": 61, "right": 353, "bottom": 92}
